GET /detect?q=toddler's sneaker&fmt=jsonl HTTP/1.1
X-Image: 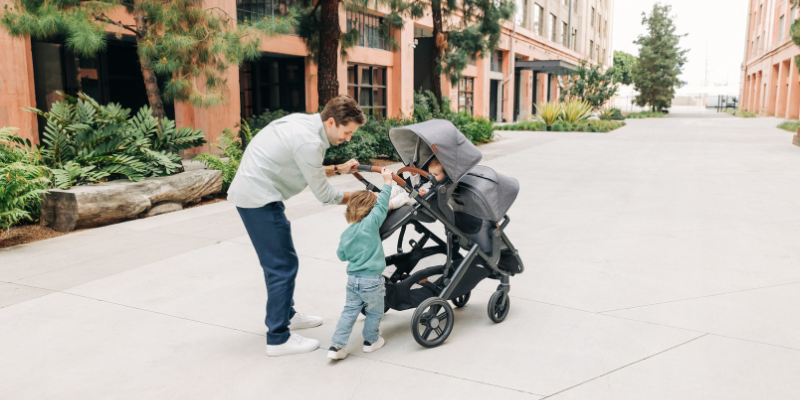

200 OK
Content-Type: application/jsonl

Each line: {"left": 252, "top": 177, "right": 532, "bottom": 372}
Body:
{"left": 289, "top": 312, "right": 323, "bottom": 329}
{"left": 363, "top": 336, "right": 385, "bottom": 353}
{"left": 327, "top": 346, "right": 348, "bottom": 360}
{"left": 266, "top": 333, "right": 319, "bottom": 357}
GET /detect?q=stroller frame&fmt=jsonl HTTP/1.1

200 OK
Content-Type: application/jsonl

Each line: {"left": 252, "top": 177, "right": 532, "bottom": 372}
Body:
{"left": 354, "top": 164, "right": 524, "bottom": 348}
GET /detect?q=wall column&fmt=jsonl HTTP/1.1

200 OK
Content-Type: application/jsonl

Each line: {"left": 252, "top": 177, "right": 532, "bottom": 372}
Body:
{"left": 777, "top": 60, "right": 789, "bottom": 117}
{"left": 390, "top": 23, "right": 415, "bottom": 117}
{"left": 767, "top": 63, "right": 779, "bottom": 116}
{"left": 0, "top": 26, "right": 38, "bottom": 143}
{"left": 788, "top": 58, "right": 800, "bottom": 119}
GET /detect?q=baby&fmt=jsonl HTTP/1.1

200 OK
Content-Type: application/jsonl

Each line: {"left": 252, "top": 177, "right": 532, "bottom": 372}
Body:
{"left": 388, "top": 157, "right": 448, "bottom": 210}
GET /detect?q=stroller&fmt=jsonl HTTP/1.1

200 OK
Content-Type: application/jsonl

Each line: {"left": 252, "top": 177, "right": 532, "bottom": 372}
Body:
{"left": 351, "top": 119, "right": 524, "bottom": 348}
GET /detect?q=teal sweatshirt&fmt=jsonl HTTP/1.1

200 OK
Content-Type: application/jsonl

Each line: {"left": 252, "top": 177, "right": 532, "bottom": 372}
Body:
{"left": 337, "top": 184, "right": 391, "bottom": 276}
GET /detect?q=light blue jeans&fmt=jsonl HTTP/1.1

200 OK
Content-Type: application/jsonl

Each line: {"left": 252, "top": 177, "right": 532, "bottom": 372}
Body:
{"left": 330, "top": 274, "right": 385, "bottom": 348}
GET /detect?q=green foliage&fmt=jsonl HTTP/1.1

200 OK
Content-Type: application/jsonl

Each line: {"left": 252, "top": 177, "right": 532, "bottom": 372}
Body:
{"left": 558, "top": 61, "right": 618, "bottom": 109}
{"left": 534, "top": 102, "right": 562, "bottom": 126}
{"left": 725, "top": 109, "right": 757, "bottom": 118}
{"left": 0, "top": 127, "right": 50, "bottom": 236}
{"left": 194, "top": 128, "right": 246, "bottom": 193}
{"left": 1, "top": 0, "right": 294, "bottom": 108}
{"left": 777, "top": 120, "right": 800, "bottom": 132}
{"left": 496, "top": 120, "right": 626, "bottom": 133}
{"left": 598, "top": 106, "right": 625, "bottom": 121}
{"left": 28, "top": 92, "right": 206, "bottom": 189}
{"left": 613, "top": 51, "right": 637, "bottom": 86}
{"left": 626, "top": 110, "right": 666, "bottom": 119}
{"left": 560, "top": 99, "right": 593, "bottom": 123}
{"left": 245, "top": 109, "right": 289, "bottom": 138}
{"left": 632, "top": 3, "right": 688, "bottom": 112}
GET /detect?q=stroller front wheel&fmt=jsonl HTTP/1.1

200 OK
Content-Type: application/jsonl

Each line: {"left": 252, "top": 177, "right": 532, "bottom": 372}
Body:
{"left": 487, "top": 290, "right": 510, "bottom": 323}
{"left": 451, "top": 291, "right": 471, "bottom": 308}
{"left": 411, "top": 298, "right": 454, "bottom": 348}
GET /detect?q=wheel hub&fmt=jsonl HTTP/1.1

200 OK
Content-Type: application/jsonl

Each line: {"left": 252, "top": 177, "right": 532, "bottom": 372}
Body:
{"left": 429, "top": 317, "right": 440, "bottom": 329}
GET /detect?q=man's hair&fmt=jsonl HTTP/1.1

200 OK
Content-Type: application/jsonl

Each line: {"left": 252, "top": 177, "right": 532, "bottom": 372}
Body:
{"left": 345, "top": 191, "right": 378, "bottom": 223}
{"left": 321, "top": 95, "right": 366, "bottom": 126}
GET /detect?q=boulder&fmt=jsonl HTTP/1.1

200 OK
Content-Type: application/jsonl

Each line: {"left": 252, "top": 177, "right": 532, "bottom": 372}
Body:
{"left": 40, "top": 170, "right": 222, "bottom": 232}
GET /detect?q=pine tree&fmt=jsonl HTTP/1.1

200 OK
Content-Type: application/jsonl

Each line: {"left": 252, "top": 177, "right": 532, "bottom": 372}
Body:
{"left": 613, "top": 50, "right": 636, "bottom": 86}
{"left": 426, "top": 0, "right": 513, "bottom": 107}
{"left": 1, "top": 0, "right": 292, "bottom": 118}
{"left": 632, "top": 3, "right": 687, "bottom": 112}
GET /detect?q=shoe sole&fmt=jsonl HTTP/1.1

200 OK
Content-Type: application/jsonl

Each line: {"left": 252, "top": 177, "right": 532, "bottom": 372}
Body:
{"left": 288, "top": 321, "right": 323, "bottom": 330}
{"left": 363, "top": 338, "right": 385, "bottom": 353}
{"left": 327, "top": 351, "right": 347, "bottom": 360}
{"left": 266, "top": 344, "right": 319, "bottom": 357}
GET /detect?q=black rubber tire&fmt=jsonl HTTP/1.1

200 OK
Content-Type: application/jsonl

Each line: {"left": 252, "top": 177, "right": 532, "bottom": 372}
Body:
{"left": 411, "top": 298, "right": 454, "bottom": 348}
{"left": 451, "top": 291, "right": 471, "bottom": 308}
{"left": 487, "top": 290, "right": 510, "bottom": 323}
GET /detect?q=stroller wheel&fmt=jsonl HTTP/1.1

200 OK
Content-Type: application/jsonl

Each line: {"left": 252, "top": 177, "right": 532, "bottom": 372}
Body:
{"left": 487, "top": 290, "right": 510, "bottom": 323}
{"left": 451, "top": 291, "right": 471, "bottom": 308}
{"left": 411, "top": 298, "right": 454, "bottom": 348}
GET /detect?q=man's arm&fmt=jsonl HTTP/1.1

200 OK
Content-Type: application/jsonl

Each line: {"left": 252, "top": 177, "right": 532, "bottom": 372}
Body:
{"left": 294, "top": 144, "right": 344, "bottom": 206}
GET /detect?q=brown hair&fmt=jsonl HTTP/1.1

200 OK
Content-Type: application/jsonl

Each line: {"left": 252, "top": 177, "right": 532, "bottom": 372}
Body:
{"left": 345, "top": 191, "right": 378, "bottom": 223}
{"left": 321, "top": 95, "right": 366, "bottom": 126}
{"left": 428, "top": 157, "right": 441, "bottom": 170}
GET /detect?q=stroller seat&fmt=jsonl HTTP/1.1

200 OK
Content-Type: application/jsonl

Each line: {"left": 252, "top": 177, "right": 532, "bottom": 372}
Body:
{"left": 379, "top": 190, "right": 437, "bottom": 239}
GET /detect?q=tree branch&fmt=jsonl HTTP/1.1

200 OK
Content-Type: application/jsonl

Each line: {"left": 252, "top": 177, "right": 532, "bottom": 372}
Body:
{"left": 95, "top": 14, "right": 141, "bottom": 37}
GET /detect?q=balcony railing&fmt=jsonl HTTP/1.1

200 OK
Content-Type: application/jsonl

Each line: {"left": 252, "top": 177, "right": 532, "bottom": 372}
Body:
{"left": 346, "top": 11, "right": 390, "bottom": 51}
{"left": 237, "top": 0, "right": 300, "bottom": 34}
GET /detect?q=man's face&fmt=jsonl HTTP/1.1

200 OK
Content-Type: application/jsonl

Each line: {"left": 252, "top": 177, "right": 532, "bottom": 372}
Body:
{"left": 325, "top": 118, "right": 361, "bottom": 146}
{"left": 429, "top": 164, "right": 447, "bottom": 183}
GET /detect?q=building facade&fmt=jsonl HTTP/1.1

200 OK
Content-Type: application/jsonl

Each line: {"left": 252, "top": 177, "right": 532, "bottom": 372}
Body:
{"left": 740, "top": 0, "right": 800, "bottom": 120}
{"left": 0, "top": 0, "right": 613, "bottom": 155}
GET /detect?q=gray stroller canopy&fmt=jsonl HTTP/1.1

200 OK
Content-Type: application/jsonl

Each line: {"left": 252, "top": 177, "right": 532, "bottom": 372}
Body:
{"left": 453, "top": 165, "right": 520, "bottom": 222}
{"left": 388, "top": 119, "right": 482, "bottom": 183}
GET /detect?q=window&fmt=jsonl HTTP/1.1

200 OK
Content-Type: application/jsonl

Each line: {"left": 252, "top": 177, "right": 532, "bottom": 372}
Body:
{"left": 562, "top": 0, "right": 567, "bottom": 5}
{"left": 589, "top": 39, "right": 594, "bottom": 58}
{"left": 591, "top": 7, "right": 595, "bottom": 27}
{"left": 574, "top": 0, "right": 578, "bottom": 12}
{"left": 604, "top": 20, "right": 608, "bottom": 38}
{"left": 759, "top": 4, "right": 763, "bottom": 25}
{"left": 561, "top": 21, "right": 568, "bottom": 46}
{"left": 458, "top": 78, "right": 474, "bottom": 115}
{"left": 602, "top": 48, "right": 606, "bottom": 64}
{"left": 573, "top": 29, "right": 578, "bottom": 50}
{"left": 468, "top": 55, "right": 476, "bottom": 66}
{"left": 792, "top": 7, "right": 797, "bottom": 24}
{"left": 237, "top": 0, "right": 300, "bottom": 29}
{"left": 516, "top": 0, "right": 526, "bottom": 26}
{"left": 346, "top": 12, "right": 389, "bottom": 51}
{"left": 751, "top": 40, "right": 754, "bottom": 57}
{"left": 596, "top": 44, "right": 600, "bottom": 61}
{"left": 347, "top": 65, "right": 387, "bottom": 118}
{"left": 780, "top": 15, "right": 786, "bottom": 40}
{"left": 549, "top": 13, "right": 557, "bottom": 41}
{"left": 757, "top": 36, "right": 760, "bottom": 54}
{"left": 491, "top": 51, "right": 503, "bottom": 72}
{"left": 240, "top": 56, "right": 306, "bottom": 120}
{"left": 533, "top": 3, "right": 544, "bottom": 36}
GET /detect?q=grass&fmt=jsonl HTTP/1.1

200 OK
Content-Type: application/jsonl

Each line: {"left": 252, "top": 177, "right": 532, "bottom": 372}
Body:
{"left": 724, "top": 109, "right": 758, "bottom": 118}
{"left": 777, "top": 120, "right": 800, "bottom": 132}
{"left": 625, "top": 111, "right": 666, "bottom": 119}
{"left": 496, "top": 120, "right": 626, "bottom": 133}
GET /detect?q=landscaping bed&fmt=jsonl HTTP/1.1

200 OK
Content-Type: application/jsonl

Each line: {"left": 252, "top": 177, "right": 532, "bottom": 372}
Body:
{"left": 625, "top": 111, "right": 665, "bottom": 119}
{"left": 725, "top": 109, "right": 757, "bottom": 118}
{"left": 496, "top": 120, "right": 626, "bottom": 133}
{"left": 777, "top": 120, "right": 800, "bottom": 132}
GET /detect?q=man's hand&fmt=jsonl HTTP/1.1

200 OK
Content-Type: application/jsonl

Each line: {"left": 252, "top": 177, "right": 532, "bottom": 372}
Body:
{"left": 338, "top": 159, "right": 359, "bottom": 174}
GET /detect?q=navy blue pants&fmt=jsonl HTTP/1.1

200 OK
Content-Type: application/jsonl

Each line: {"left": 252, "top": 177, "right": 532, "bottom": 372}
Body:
{"left": 237, "top": 202, "right": 298, "bottom": 345}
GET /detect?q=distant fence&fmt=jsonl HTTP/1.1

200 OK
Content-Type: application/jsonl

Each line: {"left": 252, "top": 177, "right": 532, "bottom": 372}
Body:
{"left": 609, "top": 94, "right": 737, "bottom": 112}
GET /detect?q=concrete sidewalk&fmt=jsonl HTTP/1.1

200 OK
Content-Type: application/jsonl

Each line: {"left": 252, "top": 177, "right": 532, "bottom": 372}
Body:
{"left": 2, "top": 115, "right": 800, "bottom": 399}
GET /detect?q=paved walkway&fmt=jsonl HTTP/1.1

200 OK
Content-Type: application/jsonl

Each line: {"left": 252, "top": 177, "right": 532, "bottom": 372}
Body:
{"left": 2, "top": 113, "right": 800, "bottom": 399}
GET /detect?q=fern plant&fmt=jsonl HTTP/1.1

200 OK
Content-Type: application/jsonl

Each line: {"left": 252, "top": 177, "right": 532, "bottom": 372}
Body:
{"left": 27, "top": 92, "right": 206, "bottom": 188}
{"left": 0, "top": 128, "right": 50, "bottom": 238}
{"left": 194, "top": 123, "right": 248, "bottom": 193}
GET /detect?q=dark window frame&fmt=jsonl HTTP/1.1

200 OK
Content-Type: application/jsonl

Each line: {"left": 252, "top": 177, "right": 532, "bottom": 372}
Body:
{"left": 346, "top": 11, "right": 390, "bottom": 51}
{"left": 347, "top": 64, "right": 387, "bottom": 118}
{"left": 458, "top": 77, "right": 474, "bottom": 115}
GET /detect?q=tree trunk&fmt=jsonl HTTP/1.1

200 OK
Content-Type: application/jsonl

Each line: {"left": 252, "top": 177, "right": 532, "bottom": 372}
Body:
{"left": 318, "top": 0, "right": 341, "bottom": 108}
{"left": 429, "top": 3, "right": 444, "bottom": 110}
{"left": 133, "top": 4, "right": 167, "bottom": 119}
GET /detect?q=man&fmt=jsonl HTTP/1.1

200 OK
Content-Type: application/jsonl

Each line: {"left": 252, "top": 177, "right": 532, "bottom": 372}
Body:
{"left": 228, "top": 95, "right": 366, "bottom": 357}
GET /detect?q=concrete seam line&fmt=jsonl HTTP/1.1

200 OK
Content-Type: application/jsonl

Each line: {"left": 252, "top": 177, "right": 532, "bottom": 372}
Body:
{"left": 341, "top": 352, "right": 545, "bottom": 397}
{"left": 597, "top": 280, "right": 800, "bottom": 314}
{"left": 539, "top": 334, "right": 709, "bottom": 399}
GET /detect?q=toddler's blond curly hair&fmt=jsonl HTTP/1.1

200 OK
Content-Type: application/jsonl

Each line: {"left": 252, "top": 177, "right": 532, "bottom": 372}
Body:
{"left": 345, "top": 190, "right": 378, "bottom": 223}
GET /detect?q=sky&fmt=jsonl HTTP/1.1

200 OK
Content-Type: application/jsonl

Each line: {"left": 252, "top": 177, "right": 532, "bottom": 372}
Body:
{"left": 612, "top": 0, "right": 750, "bottom": 90}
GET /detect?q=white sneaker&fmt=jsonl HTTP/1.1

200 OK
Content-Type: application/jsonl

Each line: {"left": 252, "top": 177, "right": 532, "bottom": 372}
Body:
{"left": 363, "top": 336, "right": 385, "bottom": 353}
{"left": 327, "top": 346, "right": 348, "bottom": 360}
{"left": 266, "top": 333, "right": 319, "bottom": 357}
{"left": 289, "top": 312, "right": 323, "bottom": 330}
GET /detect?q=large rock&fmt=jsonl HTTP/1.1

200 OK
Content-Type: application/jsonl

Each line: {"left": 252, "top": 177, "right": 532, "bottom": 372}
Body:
{"left": 40, "top": 170, "right": 222, "bottom": 232}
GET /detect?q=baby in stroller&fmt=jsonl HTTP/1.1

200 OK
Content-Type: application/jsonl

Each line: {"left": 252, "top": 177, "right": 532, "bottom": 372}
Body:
{"left": 388, "top": 157, "right": 446, "bottom": 210}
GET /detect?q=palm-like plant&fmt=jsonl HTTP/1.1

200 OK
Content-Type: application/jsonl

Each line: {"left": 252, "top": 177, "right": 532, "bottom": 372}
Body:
{"left": 0, "top": 128, "right": 50, "bottom": 238}
{"left": 560, "top": 99, "right": 594, "bottom": 123}
{"left": 534, "top": 102, "right": 562, "bottom": 126}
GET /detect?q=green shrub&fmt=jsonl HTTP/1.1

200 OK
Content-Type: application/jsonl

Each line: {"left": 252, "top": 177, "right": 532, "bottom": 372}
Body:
{"left": 0, "top": 128, "right": 51, "bottom": 237}
{"left": 194, "top": 122, "right": 250, "bottom": 193}
{"left": 725, "top": 109, "right": 757, "bottom": 118}
{"left": 626, "top": 110, "right": 665, "bottom": 119}
{"left": 496, "top": 120, "right": 626, "bottom": 132}
{"left": 599, "top": 106, "right": 625, "bottom": 120}
{"left": 245, "top": 109, "right": 289, "bottom": 138}
{"left": 534, "top": 102, "right": 562, "bottom": 126}
{"left": 27, "top": 93, "right": 206, "bottom": 189}
{"left": 777, "top": 120, "right": 800, "bottom": 132}
{"left": 560, "top": 99, "right": 593, "bottom": 123}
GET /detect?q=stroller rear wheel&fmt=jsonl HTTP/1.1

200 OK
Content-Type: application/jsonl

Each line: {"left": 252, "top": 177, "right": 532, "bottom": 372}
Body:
{"left": 411, "top": 298, "right": 454, "bottom": 348}
{"left": 451, "top": 291, "right": 471, "bottom": 308}
{"left": 487, "top": 290, "right": 510, "bottom": 323}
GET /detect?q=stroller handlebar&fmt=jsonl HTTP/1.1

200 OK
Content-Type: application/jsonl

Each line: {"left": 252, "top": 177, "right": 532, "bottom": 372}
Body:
{"left": 355, "top": 165, "right": 407, "bottom": 187}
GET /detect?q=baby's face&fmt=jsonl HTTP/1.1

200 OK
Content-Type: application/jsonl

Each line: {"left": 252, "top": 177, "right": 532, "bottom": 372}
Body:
{"left": 429, "top": 164, "right": 447, "bottom": 183}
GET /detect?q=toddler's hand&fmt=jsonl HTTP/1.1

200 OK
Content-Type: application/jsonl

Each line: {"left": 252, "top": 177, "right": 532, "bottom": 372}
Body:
{"left": 380, "top": 168, "right": 393, "bottom": 185}
{"left": 419, "top": 188, "right": 427, "bottom": 196}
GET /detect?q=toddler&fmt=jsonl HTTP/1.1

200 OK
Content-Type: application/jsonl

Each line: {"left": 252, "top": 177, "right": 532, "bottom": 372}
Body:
{"left": 388, "top": 157, "right": 448, "bottom": 210}
{"left": 328, "top": 167, "right": 394, "bottom": 360}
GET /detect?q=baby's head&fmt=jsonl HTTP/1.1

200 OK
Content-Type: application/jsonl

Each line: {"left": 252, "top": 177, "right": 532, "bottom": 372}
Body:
{"left": 428, "top": 157, "right": 447, "bottom": 183}
{"left": 345, "top": 190, "right": 377, "bottom": 223}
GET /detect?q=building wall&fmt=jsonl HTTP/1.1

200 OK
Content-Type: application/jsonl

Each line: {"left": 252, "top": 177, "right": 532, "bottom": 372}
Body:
{"left": 1, "top": 0, "right": 614, "bottom": 149}
{"left": 741, "top": 0, "right": 800, "bottom": 118}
